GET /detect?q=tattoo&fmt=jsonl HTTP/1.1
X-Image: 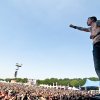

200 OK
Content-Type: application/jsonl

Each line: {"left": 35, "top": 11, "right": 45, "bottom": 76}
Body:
{"left": 75, "top": 26, "right": 90, "bottom": 32}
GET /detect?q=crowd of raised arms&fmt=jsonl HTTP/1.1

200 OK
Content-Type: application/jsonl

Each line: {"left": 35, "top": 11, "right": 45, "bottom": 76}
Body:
{"left": 0, "top": 82, "right": 99, "bottom": 100}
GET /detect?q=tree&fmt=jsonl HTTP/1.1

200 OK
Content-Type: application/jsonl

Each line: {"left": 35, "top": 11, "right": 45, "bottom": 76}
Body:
{"left": 69, "top": 79, "right": 79, "bottom": 87}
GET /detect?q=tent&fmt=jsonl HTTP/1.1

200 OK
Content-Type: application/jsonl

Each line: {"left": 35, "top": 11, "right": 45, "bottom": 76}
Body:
{"left": 72, "top": 86, "right": 79, "bottom": 90}
{"left": 68, "top": 87, "right": 72, "bottom": 90}
{"left": 82, "top": 79, "right": 100, "bottom": 87}
{"left": 68, "top": 87, "right": 79, "bottom": 90}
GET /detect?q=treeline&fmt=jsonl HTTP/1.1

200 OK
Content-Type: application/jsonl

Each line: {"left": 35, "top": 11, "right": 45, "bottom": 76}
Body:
{"left": 0, "top": 78, "right": 28, "bottom": 83}
{"left": 0, "top": 77, "right": 99, "bottom": 87}
{"left": 37, "top": 77, "right": 99, "bottom": 87}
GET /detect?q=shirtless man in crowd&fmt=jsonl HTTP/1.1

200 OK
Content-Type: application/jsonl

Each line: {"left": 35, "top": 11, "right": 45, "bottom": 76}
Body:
{"left": 69, "top": 16, "right": 100, "bottom": 79}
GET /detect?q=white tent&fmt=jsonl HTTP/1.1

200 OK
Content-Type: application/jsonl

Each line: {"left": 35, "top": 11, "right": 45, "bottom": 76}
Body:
{"left": 68, "top": 87, "right": 79, "bottom": 90}
{"left": 68, "top": 87, "right": 72, "bottom": 90}
{"left": 82, "top": 79, "right": 100, "bottom": 87}
{"left": 72, "top": 86, "right": 79, "bottom": 90}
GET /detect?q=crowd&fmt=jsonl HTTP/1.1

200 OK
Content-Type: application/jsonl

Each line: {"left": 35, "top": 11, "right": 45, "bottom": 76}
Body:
{"left": 0, "top": 82, "right": 99, "bottom": 100}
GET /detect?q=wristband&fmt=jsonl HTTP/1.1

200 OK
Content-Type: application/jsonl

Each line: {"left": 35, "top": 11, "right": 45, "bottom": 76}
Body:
{"left": 73, "top": 26, "right": 77, "bottom": 29}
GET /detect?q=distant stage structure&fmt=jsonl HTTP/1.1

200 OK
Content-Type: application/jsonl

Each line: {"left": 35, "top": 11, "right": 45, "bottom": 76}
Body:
{"left": 27, "top": 79, "right": 37, "bottom": 86}
{"left": 14, "top": 63, "right": 22, "bottom": 78}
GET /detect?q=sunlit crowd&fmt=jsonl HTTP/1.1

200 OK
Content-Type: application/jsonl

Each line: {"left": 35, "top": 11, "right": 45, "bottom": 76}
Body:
{"left": 0, "top": 82, "right": 99, "bottom": 100}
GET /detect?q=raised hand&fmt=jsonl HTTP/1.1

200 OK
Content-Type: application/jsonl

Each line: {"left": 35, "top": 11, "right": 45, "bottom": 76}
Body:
{"left": 69, "top": 24, "right": 76, "bottom": 29}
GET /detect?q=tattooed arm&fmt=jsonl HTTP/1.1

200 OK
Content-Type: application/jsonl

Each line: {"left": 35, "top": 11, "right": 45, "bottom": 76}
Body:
{"left": 69, "top": 24, "right": 90, "bottom": 32}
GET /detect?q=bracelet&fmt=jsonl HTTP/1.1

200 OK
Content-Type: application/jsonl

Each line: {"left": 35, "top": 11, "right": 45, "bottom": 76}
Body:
{"left": 73, "top": 26, "right": 77, "bottom": 29}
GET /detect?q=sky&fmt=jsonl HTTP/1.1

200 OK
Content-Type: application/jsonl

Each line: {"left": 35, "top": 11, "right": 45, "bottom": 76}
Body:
{"left": 0, "top": 0, "right": 100, "bottom": 79}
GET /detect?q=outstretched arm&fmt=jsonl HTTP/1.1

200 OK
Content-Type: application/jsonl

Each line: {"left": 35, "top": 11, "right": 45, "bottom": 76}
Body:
{"left": 69, "top": 24, "right": 90, "bottom": 32}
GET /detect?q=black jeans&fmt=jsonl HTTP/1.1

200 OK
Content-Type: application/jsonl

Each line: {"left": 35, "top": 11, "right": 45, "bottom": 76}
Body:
{"left": 93, "top": 42, "right": 100, "bottom": 79}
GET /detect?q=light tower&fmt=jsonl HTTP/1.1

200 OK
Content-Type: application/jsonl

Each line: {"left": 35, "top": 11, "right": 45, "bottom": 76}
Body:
{"left": 14, "top": 63, "right": 22, "bottom": 78}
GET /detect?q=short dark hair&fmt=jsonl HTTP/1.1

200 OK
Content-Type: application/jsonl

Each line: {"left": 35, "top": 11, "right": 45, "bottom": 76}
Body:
{"left": 88, "top": 16, "right": 97, "bottom": 22}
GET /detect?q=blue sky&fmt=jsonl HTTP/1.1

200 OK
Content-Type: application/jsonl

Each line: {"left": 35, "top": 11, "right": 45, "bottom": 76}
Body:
{"left": 0, "top": 0, "right": 99, "bottom": 79}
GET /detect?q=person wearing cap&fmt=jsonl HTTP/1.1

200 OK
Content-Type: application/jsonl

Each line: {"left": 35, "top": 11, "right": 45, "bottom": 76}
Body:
{"left": 69, "top": 16, "right": 100, "bottom": 79}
